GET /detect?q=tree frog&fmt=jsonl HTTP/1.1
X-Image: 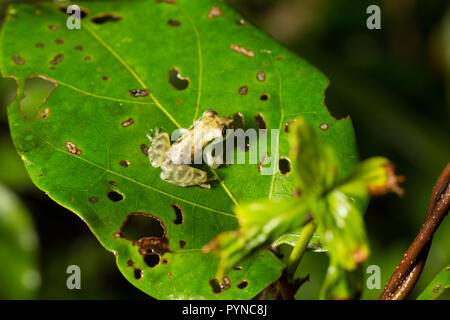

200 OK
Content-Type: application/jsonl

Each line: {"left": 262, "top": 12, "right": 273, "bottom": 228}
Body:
{"left": 147, "top": 110, "right": 234, "bottom": 189}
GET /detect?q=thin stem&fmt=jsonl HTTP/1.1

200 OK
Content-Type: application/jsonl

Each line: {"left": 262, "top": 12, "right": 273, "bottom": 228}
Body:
{"left": 286, "top": 222, "right": 317, "bottom": 281}
{"left": 379, "top": 162, "right": 450, "bottom": 300}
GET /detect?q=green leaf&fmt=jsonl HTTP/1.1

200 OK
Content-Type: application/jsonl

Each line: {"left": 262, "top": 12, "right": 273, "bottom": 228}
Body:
{"left": 289, "top": 117, "right": 339, "bottom": 196}
{"left": 0, "top": 184, "right": 40, "bottom": 299}
{"left": 1, "top": 0, "right": 359, "bottom": 299}
{"left": 273, "top": 231, "right": 327, "bottom": 253}
{"left": 337, "top": 157, "right": 404, "bottom": 198}
{"left": 315, "top": 191, "right": 369, "bottom": 271}
{"left": 205, "top": 198, "right": 310, "bottom": 280}
{"left": 319, "top": 260, "right": 363, "bottom": 300}
{"left": 417, "top": 266, "right": 450, "bottom": 300}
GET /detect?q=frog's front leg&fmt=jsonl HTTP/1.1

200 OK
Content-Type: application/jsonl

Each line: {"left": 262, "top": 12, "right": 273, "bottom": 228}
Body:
{"left": 160, "top": 163, "right": 212, "bottom": 189}
{"left": 147, "top": 128, "right": 170, "bottom": 168}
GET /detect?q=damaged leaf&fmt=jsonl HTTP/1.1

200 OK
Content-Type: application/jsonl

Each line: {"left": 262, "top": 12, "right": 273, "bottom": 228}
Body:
{"left": 1, "top": 0, "right": 361, "bottom": 299}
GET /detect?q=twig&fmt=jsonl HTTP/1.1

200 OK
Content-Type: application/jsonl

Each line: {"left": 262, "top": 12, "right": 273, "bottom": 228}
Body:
{"left": 379, "top": 163, "right": 450, "bottom": 300}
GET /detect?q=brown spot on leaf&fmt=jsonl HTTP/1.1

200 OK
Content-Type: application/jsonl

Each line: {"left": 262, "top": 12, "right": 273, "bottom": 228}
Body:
{"left": 179, "top": 240, "right": 186, "bottom": 249}
{"left": 257, "top": 71, "right": 266, "bottom": 82}
{"left": 55, "top": 38, "right": 64, "bottom": 44}
{"left": 238, "top": 86, "right": 248, "bottom": 95}
{"left": 230, "top": 44, "right": 255, "bottom": 58}
{"left": 35, "top": 43, "right": 44, "bottom": 48}
{"left": 12, "top": 55, "right": 25, "bottom": 65}
{"left": 102, "top": 76, "right": 109, "bottom": 81}
{"left": 48, "top": 24, "right": 58, "bottom": 30}
{"left": 65, "top": 141, "right": 82, "bottom": 155}
{"left": 233, "top": 266, "right": 243, "bottom": 271}
{"left": 89, "top": 197, "right": 98, "bottom": 203}
{"left": 168, "top": 19, "right": 181, "bottom": 26}
{"left": 84, "top": 56, "right": 91, "bottom": 61}
{"left": 120, "top": 160, "right": 130, "bottom": 168}
{"left": 39, "top": 108, "right": 50, "bottom": 120}
{"left": 140, "top": 144, "right": 149, "bottom": 156}
{"left": 126, "top": 259, "right": 134, "bottom": 267}
{"left": 432, "top": 284, "right": 441, "bottom": 293}
{"left": 75, "top": 45, "right": 83, "bottom": 51}
{"left": 207, "top": 6, "right": 223, "bottom": 18}
{"left": 121, "top": 118, "right": 134, "bottom": 127}
{"left": 50, "top": 54, "right": 64, "bottom": 65}
{"left": 129, "top": 89, "right": 149, "bottom": 97}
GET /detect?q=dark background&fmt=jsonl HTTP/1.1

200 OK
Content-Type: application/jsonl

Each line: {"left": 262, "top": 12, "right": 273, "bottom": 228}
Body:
{"left": 0, "top": 0, "right": 448, "bottom": 299}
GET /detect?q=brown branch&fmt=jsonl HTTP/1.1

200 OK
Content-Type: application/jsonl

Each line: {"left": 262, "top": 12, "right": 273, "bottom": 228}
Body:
{"left": 379, "top": 163, "right": 450, "bottom": 300}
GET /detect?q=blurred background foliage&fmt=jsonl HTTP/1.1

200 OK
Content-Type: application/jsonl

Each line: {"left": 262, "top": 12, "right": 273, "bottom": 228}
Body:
{"left": 0, "top": 0, "right": 448, "bottom": 299}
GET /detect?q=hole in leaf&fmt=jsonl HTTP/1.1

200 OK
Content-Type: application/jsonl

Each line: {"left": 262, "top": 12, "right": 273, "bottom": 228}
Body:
{"left": 319, "top": 123, "right": 329, "bottom": 131}
{"left": 236, "top": 19, "right": 246, "bottom": 25}
{"left": 107, "top": 190, "right": 124, "bottom": 202}
{"left": 233, "top": 112, "right": 245, "bottom": 130}
{"left": 237, "top": 280, "right": 248, "bottom": 289}
{"left": 144, "top": 254, "right": 160, "bottom": 268}
{"left": 121, "top": 213, "right": 165, "bottom": 241}
{"left": 171, "top": 204, "right": 183, "bottom": 225}
{"left": 279, "top": 158, "right": 291, "bottom": 175}
{"left": 168, "top": 68, "right": 189, "bottom": 90}
{"left": 19, "top": 77, "right": 57, "bottom": 120}
{"left": 254, "top": 113, "right": 267, "bottom": 130}
{"left": 260, "top": 93, "right": 269, "bottom": 101}
{"left": 284, "top": 120, "right": 296, "bottom": 132}
{"left": 59, "top": 6, "right": 88, "bottom": 18}
{"left": 91, "top": 13, "right": 122, "bottom": 24}
{"left": 134, "top": 268, "right": 143, "bottom": 280}
{"left": 209, "top": 278, "right": 222, "bottom": 294}
{"left": 233, "top": 266, "right": 243, "bottom": 271}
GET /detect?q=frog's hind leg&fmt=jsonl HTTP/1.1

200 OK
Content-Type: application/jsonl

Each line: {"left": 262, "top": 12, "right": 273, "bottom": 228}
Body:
{"left": 147, "top": 129, "right": 170, "bottom": 168}
{"left": 160, "top": 163, "right": 210, "bottom": 189}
